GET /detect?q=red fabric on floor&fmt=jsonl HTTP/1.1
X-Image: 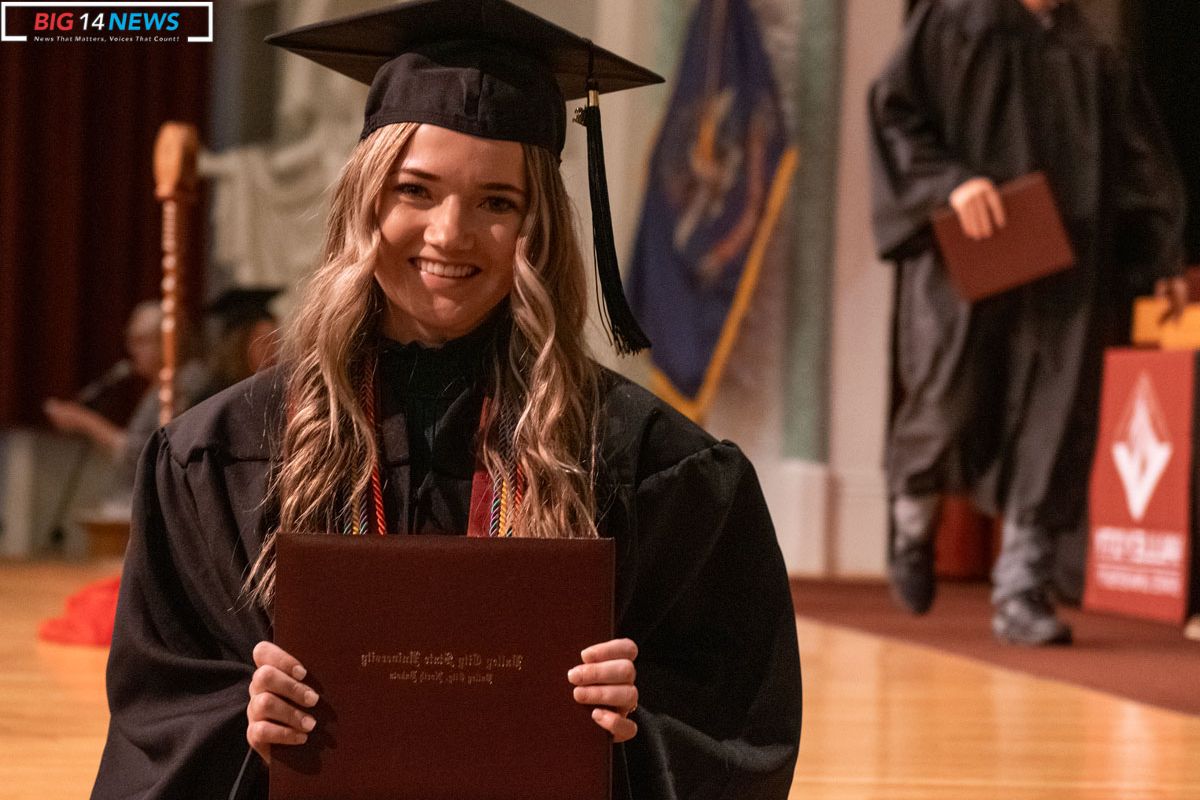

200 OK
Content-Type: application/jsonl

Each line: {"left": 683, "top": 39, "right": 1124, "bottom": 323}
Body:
{"left": 38, "top": 575, "right": 120, "bottom": 647}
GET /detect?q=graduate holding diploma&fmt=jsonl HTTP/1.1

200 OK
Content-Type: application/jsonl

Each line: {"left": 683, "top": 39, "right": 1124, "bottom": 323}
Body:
{"left": 869, "top": 0, "right": 1186, "bottom": 643}
{"left": 90, "top": 1, "right": 802, "bottom": 798}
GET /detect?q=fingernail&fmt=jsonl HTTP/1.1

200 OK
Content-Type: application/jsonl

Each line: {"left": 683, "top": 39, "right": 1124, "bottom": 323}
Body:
{"left": 292, "top": 665, "right": 307, "bottom": 681}
{"left": 592, "top": 709, "right": 603, "bottom": 721}
{"left": 301, "top": 716, "right": 316, "bottom": 732}
{"left": 567, "top": 668, "right": 579, "bottom": 683}
{"left": 304, "top": 690, "right": 319, "bottom": 706}
{"left": 296, "top": 733, "right": 308, "bottom": 744}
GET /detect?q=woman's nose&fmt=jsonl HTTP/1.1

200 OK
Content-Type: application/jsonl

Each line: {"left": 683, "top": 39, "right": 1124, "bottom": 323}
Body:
{"left": 425, "top": 198, "right": 473, "bottom": 250}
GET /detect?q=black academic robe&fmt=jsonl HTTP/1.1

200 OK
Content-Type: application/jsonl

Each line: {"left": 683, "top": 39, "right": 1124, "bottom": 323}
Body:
{"left": 868, "top": 0, "right": 1185, "bottom": 529}
{"left": 89, "top": 334, "right": 801, "bottom": 798}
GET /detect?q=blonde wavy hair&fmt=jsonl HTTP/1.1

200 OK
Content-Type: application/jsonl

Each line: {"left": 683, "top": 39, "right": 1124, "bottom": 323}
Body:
{"left": 245, "top": 123, "right": 600, "bottom": 607}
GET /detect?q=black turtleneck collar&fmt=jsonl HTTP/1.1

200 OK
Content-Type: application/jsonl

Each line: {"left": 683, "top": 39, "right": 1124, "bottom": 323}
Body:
{"left": 374, "top": 306, "right": 509, "bottom": 528}
{"left": 378, "top": 306, "right": 506, "bottom": 399}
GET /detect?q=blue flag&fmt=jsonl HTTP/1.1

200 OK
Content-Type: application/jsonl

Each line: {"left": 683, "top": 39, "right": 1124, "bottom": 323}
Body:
{"left": 627, "top": 0, "right": 796, "bottom": 420}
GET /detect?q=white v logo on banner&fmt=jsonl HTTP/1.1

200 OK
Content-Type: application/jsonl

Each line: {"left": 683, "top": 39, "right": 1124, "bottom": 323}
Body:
{"left": 1111, "top": 372, "right": 1173, "bottom": 522}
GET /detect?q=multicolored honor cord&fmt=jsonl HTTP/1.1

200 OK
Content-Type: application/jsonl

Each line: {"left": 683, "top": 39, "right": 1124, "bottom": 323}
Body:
{"left": 349, "top": 356, "right": 523, "bottom": 538}
{"left": 349, "top": 358, "right": 387, "bottom": 537}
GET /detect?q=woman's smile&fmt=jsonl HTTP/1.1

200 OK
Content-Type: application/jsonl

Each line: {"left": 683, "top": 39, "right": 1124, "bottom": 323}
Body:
{"left": 411, "top": 257, "right": 481, "bottom": 280}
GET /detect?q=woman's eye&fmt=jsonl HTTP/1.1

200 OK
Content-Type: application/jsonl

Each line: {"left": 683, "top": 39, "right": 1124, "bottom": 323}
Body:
{"left": 483, "top": 196, "right": 519, "bottom": 214}
{"left": 394, "top": 183, "right": 430, "bottom": 199}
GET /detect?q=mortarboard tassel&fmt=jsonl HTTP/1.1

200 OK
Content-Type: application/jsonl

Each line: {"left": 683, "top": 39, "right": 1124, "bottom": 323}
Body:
{"left": 575, "top": 75, "right": 651, "bottom": 356}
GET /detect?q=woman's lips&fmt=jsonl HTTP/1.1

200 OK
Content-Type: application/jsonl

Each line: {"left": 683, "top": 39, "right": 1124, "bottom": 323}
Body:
{"left": 411, "top": 258, "right": 480, "bottom": 278}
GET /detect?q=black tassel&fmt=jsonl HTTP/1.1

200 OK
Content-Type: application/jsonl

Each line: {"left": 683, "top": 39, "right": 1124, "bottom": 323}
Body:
{"left": 574, "top": 85, "right": 651, "bottom": 355}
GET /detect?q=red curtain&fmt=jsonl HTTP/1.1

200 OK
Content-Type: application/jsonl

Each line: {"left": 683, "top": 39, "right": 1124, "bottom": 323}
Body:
{"left": 0, "top": 41, "right": 209, "bottom": 427}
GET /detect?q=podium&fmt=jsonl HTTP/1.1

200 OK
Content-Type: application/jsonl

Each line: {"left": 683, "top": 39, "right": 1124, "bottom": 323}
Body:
{"left": 1086, "top": 349, "right": 1200, "bottom": 623}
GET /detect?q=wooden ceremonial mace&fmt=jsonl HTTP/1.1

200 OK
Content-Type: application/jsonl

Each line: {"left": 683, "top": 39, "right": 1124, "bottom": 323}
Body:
{"left": 152, "top": 122, "right": 199, "bottom": 426}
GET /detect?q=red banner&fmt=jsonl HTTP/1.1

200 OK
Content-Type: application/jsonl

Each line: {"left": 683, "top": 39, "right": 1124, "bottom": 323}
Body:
{"left": 1085, "top": 349, "right": 1196, "bottom": 623}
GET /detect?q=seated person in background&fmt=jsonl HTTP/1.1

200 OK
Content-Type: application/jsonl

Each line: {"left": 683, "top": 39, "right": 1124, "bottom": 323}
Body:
{"left": 194, "top": 287, "right": 283, "bottom": 402}
{"left": 44, "top": 299, "right": 209, "bottom": 506}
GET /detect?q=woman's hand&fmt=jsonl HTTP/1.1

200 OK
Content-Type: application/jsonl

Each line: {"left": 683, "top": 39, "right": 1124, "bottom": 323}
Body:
{"left": 568, "top": 638, "right": 639, "bottom": 743}
{"left": 949, "top": 177, "right": 1006, "bottom": 240}
{"left": 247, "top": 641, "right": 319, "bottom": 765}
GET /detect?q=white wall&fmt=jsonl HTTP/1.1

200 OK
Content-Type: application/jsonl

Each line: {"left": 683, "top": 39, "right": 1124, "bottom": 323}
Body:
{"left": 824, "top": 0, "right": 906, "bottom": 576}
{"left": 716, "top": 0, "right": 906, "bottom": 578}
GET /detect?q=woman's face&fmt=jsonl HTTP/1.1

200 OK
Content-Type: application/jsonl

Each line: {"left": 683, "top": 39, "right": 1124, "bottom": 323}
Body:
{"left": 375, "top": 124, "right": 527, "bottom": 345}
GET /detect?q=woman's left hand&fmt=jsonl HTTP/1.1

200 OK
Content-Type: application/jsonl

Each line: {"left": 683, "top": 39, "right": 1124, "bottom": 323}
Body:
{"left": 568, "top": 638, "right": 639, "bottom": 743}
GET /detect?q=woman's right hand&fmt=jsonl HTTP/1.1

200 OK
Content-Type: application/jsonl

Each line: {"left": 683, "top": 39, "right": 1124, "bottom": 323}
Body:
{"left": 247, "top": 641, "right": 319, "bottom": 765}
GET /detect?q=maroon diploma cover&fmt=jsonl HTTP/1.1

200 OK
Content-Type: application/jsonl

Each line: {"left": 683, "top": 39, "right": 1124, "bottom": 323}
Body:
{"left": 932, "top": 171, "right": 1076, "bottom": 301}
{"left": 271, "top": 535, "right": 615, "bottom": 799}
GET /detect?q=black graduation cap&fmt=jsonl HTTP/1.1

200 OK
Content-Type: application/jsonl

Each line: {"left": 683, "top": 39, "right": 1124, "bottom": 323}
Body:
{"left": 205, "top": 287, "right": 282, "bottom": 333}
{"left": 266, "top": 0, "right": 659, "bottom": 354}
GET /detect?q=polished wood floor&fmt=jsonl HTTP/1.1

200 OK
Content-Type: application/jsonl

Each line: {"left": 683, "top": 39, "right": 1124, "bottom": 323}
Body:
{"left": 2, "top": 561, "right": 1198, "bottom": 799}
{"left": 793, "top": 617, "right": 1200, "bottom": 799}
{"left": 1, "top": 560, "right": 115, "bottom": 800}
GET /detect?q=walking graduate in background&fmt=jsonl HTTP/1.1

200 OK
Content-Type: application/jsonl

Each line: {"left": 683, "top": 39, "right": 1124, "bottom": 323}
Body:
{"left": 870, "top": 0, "right": 1186, "bottom": 644}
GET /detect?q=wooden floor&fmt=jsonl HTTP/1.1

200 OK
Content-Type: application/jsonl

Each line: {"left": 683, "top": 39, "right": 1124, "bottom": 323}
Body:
{"left": 793, "top": 617, "right": 1200, "bottom": 799}
{"left": 1, "top": 560, "right": 115, "bottom": 800}
{"left": 2, "top": 561, "right": 1199, "bottom": 799}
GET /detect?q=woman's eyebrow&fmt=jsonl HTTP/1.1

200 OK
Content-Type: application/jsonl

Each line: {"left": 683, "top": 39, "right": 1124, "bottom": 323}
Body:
{"left": 394, "top": 168, "right": 525, "bottom": 196}
{"left": 480, "top": 181, "right": 526, "bottom": 196}
{"left": 395, "top": 167, "right": 440, "bottom": 181}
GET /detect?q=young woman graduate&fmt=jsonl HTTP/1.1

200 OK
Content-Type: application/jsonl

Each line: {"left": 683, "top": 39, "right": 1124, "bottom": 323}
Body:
{"left": 90, "top": 1, "right": 801, "bottom": 797}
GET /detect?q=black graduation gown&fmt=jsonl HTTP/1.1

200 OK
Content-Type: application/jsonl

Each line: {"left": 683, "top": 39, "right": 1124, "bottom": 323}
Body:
{"left": 89, "top": 333, "right": 802, "bottom": 799}
{"left": 868, "top": 0, "right": 1185, "bottom": 529}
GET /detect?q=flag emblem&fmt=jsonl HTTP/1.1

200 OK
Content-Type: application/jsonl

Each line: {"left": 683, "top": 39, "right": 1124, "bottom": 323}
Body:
{"left": 626, "top": 0, "right": 796, "bottom": 420}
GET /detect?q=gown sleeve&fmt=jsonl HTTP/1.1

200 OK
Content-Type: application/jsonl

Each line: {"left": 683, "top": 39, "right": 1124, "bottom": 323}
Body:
{"left": 1105, "top": 51, "right": 1187, "bottom": 283}
{"left": 868, "top": 2, "right": 975, "bottom": 261}
{"left": 616, "top": 441, "right": 800, "bottom": 800}
{"left": 91, "top": 430, "right": 270, "bottom": 799}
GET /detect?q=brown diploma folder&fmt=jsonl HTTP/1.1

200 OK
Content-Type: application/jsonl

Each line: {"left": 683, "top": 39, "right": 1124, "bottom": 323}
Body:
{"left": 931, "top": 171, "right": 1075, "bottom": 301}
{"left": 271, "top": 535, "right": 615, "bottom": 800}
